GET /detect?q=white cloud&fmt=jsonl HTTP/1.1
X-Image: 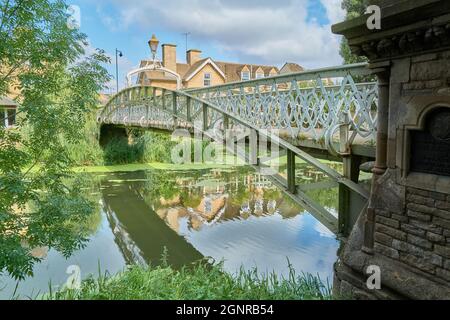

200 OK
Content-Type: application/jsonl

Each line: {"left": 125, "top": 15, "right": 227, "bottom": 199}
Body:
{"left": 320, "top": 0, "right": 346, "bottom": 24}
{"left": 98, "top": 0, "right": 345, "bottom": 68}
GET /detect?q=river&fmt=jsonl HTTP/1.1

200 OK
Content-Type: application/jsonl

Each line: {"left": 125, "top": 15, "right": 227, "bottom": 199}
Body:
{"left": 0, "top": 163, "right": 344, "bottom": 299}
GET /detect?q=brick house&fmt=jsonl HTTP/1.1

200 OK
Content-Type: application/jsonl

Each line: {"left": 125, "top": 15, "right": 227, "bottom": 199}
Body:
{"left": 136, "top": 43, "right": 302, "bottom": 90}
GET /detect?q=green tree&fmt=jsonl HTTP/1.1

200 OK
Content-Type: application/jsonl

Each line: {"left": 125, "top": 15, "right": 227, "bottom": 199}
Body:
{"left": 340, "top": 0, "right": 371, "bottom": 64}
{"left": 0, "top": 0, "right": 110, "bottom": 279}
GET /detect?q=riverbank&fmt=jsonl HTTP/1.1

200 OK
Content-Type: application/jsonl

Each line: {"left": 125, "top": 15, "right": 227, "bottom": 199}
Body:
{"left": 45, "top": 260, "right": 331, "bottom": 300}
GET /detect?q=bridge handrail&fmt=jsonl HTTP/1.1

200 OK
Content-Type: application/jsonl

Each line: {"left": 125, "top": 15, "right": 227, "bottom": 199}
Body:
{"left": 185, "top": 62, "right": 373, "bottom": 94}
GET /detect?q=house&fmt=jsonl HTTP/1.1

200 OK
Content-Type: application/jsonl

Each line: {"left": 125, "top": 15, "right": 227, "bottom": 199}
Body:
{"left": 0, "top": 96, "right": 18, "bottom": 128}
{"left": 137, "top": 43, "right": 284, "bottom": 90}
{"left": 280, "top": 62, "right": 305, "bottom": 74}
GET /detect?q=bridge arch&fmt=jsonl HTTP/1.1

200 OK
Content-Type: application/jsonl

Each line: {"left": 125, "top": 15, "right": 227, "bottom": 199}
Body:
{"left": 98, "top": 63, "right": 378, "bottom": 234}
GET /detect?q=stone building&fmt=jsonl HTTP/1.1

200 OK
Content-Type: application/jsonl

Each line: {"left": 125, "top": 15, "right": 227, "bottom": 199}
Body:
{"left": 332, "top": 0, "right": 450, "bottom": 299}
{"left": 136, "top": 42, "right": 286, "bottom": 90}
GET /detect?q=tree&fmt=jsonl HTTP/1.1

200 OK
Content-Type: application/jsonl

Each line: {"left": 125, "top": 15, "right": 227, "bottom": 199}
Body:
{"left": 340, "top": 0, "right": 371, "bottom": 64}
{"left": 0, "top": 0, "right": 110, "bottom": 279}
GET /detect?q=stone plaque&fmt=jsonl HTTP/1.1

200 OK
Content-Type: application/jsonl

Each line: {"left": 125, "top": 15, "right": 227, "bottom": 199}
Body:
{"left": 410, "top": 108, "right": 450, "bottom": 177}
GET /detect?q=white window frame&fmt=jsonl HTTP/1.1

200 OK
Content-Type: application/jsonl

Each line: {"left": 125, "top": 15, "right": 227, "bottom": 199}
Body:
{"left": 203, "top": 72, "right": 211, "bottom": 87}
{"left": 1, "top": 107, "right": 16, "bottom": 128}
{"left": 241, "top": 71, "right": 250, "bottom": 81}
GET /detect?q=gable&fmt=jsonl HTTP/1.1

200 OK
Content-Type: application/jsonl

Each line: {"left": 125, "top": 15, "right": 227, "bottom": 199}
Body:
{"left": 184, "top": 58, "right": 226, "bottom": 82}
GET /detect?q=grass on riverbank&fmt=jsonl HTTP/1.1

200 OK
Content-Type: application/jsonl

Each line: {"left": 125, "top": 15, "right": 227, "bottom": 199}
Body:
{"left": 46, "top": 260, "right": 331, "bottom": 300}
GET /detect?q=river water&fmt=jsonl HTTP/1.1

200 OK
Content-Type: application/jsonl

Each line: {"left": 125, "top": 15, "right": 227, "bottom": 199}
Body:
{"left": 0, "top": 164, "right": 343, "bottom": 299}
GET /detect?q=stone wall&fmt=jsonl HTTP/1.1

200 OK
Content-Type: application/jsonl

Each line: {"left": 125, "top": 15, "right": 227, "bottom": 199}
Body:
{"left": 332, "top": 0, "right": 450, "bottom": 299}
{"left": 373, "top": 187, "right": 450, "bottom": 283}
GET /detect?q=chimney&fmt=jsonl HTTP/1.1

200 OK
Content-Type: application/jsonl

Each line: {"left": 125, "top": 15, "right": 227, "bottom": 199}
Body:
{"left": 186, "top": 49, "right": 202, "bottom": 66}
{"left": 162, "top": 44, "right": 177, "bottom": 72}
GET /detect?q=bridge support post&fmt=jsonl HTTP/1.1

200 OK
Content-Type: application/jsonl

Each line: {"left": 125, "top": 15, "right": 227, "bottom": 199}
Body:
{"left": 338, "top": 112, "right": 365, "bottom": 235}
{"left": 186, "top": 97, "right": 191, "bottom": 122}
{"left": 172, "top": 92, "right": 178, "bottom": 129}
{"left": 286, "top": 149, "right": 296, "bottom": 194}
{"left": 202, "top": 103, "right": 208, "bottom": 132}
{"left": 162, "top": 89, "right": 166, "bottom": 110}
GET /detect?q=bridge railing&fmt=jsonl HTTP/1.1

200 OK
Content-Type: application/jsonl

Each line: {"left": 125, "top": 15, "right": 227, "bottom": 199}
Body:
{"left": 185, "top": 63, "right": 378, "bottom": 150}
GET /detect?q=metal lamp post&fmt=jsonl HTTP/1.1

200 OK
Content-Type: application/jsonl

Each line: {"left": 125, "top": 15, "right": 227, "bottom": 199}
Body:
{"left": 125, "top": 34, "right": 181, "bottom": 89}
{"left": 148, "top": 34, "right": 159, "bottom": 64}
{"left": 115, "top": 48, "right": 123, "bottom": 93}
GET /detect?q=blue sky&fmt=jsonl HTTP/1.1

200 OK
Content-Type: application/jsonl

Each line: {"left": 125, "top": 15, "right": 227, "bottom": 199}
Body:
{"left": 69, "top": 0, "right": 345, "bottom": 92}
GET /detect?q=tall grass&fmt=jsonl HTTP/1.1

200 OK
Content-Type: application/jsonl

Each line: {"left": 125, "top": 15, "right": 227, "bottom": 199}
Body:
{"left": 45, "top": 259, "right": 331, "bottom": 300}
{"left": 102, "top": 131, "right": 177, "bottom": 165}
{"left": 62, "top": 112, "right": 104, "bottom": 166}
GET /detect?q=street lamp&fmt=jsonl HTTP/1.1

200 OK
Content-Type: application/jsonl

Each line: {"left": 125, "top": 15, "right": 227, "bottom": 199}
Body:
{"left": 115, "top": 48, "right": 123, "bottom": 93}
{"left": 148, "top": 34, "right": 159, "bottom": 63}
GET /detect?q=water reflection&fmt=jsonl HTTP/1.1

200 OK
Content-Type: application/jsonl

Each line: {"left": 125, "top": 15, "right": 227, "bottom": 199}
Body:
{"left": 0, "top": 165, "right": 341, "bottom": 299}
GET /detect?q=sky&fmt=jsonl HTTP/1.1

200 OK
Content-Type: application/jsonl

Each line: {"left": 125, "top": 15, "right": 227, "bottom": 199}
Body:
{"left": 69, "top": 0, "right": 346, "bottom": 93}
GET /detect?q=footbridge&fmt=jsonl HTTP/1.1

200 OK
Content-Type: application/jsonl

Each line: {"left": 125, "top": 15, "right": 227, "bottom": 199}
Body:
{"left": 98, "top": 63, "right": 378, "bottom": 235}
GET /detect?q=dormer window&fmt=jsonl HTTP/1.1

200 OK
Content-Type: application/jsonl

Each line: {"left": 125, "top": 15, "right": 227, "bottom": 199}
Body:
{"left": 255, "top": 72, "right": 264, "bottom": 79}
{"left": 204, "top": 73, "right": 211, "bottom": 86}
{"left": 241, "top": 71, "right": 250, "bottom": 81}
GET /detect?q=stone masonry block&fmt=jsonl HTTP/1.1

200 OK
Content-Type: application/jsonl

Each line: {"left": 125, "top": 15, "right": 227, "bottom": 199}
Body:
{"left": 401, "top": 223, "right": 426, "bottom": 237}
{"left": 433, "top": 217, "right": 450, "bottom": 230}
{"left": 444, "top": 259, "right": 450, "bottom": 270}
{"left": 374, "top": 232, "right": 393, "bottom": 247}
{"left": 432, "top": 209, "right": 450, "bottom": 221}
{"left": 392, "top": 239, "right": 424, "bottom": 257}
{"left": 374, "top": 243, "right": 400, "bottom": 260}
{"left": 407, "top": 210, "right": 431, "bottom": 222}
{"left": 375, "top": 223, "right": 407, "bottom": 241}
{"left": 435, "top": 245, "right": 450, "bottom": 259}
{"left": 435, "top": 200, "right": 450, "bottom": 211}
{"left": 424, "top": 252, "right": 443, "bottom": 267}
{"left": 407, "top": 194, "right": 435, "bottom": 207}
{"left": 410, "top": 219, "right": 443, "bottom": 234}
{"left": 427, "top": 232, "right": 446, "bottom": 244}
{"left": 407, "top": 234, "right": 433, "bottom": 250}
{"left": 400, "top": 253, "right": 435, "bottom": 274}
{"left": 391, "top": 213, "right": 408, "bottom": 223}
{"left": 411, "top": 60, "right": 449, "bottom": 81}
{"left": 436, "top": 268, "right": 450, "bottom": 282}
{"left": 407, "top": 188, "right": 430, "bottom": 197}
{"left": 429, "top": 192, "right": 447, "bottom": 202}
{"left": 375, "top": 216, "right": 400, "bottom": 228}
{"left": 407, "top": 202, "right": 435, "bottom": 215}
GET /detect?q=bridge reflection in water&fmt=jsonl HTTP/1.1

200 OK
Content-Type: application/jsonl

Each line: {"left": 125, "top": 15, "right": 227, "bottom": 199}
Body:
{"left": 100, "top": 166, "right": 341, "bottom": 279}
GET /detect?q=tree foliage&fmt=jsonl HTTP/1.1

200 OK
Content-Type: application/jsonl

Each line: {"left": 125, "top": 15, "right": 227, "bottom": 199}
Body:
{"left": 0, "top": 0, "right": 110, "bottom": 279}
{"left": 339, "top": 0, "right": 371, "bottom": 64}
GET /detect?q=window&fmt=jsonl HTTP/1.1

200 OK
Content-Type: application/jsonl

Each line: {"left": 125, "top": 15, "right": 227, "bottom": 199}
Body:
{"left": 7, "top": 109, "right": 16, "bottom": 127}
{"left": 0, "top": 108, "right": 5, "bottom": 127}
{"left": 241, "top": 71, "right": 250, "bottom": 81}
{"left": 256, "top": 72, "right": 265, "bottom": 79}
{"left": 1, "top": 108, "right": 15, "bottom": 127}
{"left": 204, "top": 73, "right": 211, "bottom": 86}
